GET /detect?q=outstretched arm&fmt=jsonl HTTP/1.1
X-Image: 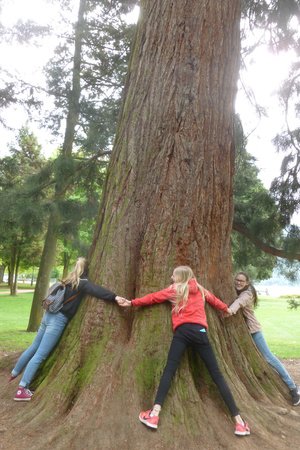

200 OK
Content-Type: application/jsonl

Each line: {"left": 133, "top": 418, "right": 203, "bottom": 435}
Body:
{"left": 81, "top": 279, "right": 117, "bottom": 301}
{"left": 204, "top": 289, "right": 230, "bottom": 313}
{"left": 131, "top": 285, "right": 175, "bottom": 306}
{"left": 117, "top": 285, "right": 175, "bottom": 308}
{"left": 228, "top": 290, "right": 252, "bottom": 315}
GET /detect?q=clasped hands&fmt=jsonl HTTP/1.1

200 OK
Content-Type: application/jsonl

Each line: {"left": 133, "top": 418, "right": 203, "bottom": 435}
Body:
{"left": 115, "top": 296, "right": 132, "bottom": 307}
{"left": 223, "top": 308, "right": 233, "bottom": 318}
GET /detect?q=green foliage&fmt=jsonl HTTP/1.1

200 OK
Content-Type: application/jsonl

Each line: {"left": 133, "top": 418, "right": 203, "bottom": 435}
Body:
{"left": 234, "top": 118, "right": 282, "bottom": 237}
{"left": 231, "top": 234, "right": 276, "bottom": 280}
{"left": 0, "top": 128, "right": 48, "bottom": 289}
{"left": 232, "top": 113, "right": 300, "bottom": 278}
{"left": 0, "top": 19, "right": 50, "bottom": 43}
{"left": 232, "top": 116, "right": 280, "bottom": 279}
{"left": 239, "top": 1, "right": 300, "bottom": 235}
{"left": 1, "top": 0, "right": 300, "bottom": 284}
{"left": 287, "top": 298, "right": 300, "bottom": 309}
{"left": 45, "top": 0, "right": 136, "bottom": 153}
{"left": 242, "top": 0, "right": 300, "bottom": 50}
{"left": 276, "top": 257, "right": 300, "bottom": 282}
{"left": 23, "top": 1, "right": 136, "bottom": 283}
{"left": 271, "top": 63, "right": 300, "bottom": 225}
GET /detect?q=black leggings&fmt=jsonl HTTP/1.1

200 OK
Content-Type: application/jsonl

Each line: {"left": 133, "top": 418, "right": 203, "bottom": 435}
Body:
{"left": 154, "top": 323, "right": 239, "bottom": 416}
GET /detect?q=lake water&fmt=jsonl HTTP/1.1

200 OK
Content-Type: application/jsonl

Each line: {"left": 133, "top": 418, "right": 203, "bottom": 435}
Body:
{"left": 254, "top": 284, "right": 300, "bottom": 297}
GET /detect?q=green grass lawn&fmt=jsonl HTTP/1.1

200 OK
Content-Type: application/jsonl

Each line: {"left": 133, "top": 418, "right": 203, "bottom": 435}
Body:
{"left": 0, "top": 292, "right": 36, "bottom": 351}
{"left": 0, "top": 292, "right": 299, "bottom": 358}
{"left": 0, "top": 283, "right": 35, "bottom": 290}
{"left": 255, "top": 296, "right": 300, "bottom": 358}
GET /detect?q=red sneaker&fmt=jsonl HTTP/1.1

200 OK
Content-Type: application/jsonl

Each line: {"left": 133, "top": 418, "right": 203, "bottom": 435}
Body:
{"left": 234, "top": 421, "right": 250, "bottom": 436}
{"left": 14, "top": 387, "right": 33, "bottom": 402}
{"left": 139, "top": 409, "right": 159, "bottom": 429}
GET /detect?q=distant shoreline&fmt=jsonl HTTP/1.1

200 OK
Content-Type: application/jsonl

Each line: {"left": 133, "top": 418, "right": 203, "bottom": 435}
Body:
{"left": 254, "top": 284, "right": 300, "bottom": 297}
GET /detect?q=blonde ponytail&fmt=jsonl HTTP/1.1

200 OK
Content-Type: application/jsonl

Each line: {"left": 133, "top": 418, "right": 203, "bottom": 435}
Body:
{"left": 172, "top": 266, "right": 205, "bottom": 313}
{"left": 62, "top": 257, "right": 88, "bottom": 289}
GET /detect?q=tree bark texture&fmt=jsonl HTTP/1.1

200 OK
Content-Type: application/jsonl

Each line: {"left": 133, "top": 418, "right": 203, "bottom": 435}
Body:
{"left": 6, "top": 1, "right": 300, "bottom": 449}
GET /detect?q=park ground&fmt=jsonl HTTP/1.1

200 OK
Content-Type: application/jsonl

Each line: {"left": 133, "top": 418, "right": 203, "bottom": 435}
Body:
{"left": 0, "top": 291, "right": 299, "bottom": 449}
{"left": 0, "top": 352, "right": 299, "bottom": 450}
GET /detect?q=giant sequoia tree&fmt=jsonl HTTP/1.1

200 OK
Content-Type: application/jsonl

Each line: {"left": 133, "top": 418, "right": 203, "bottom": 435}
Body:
{"left": 2, "top": 1, "right": 300, "bottom": 449}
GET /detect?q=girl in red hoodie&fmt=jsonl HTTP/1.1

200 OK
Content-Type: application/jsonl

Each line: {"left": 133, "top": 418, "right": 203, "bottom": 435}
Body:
{"left": 118, "top": 266, "right": 250, "bottom": 436}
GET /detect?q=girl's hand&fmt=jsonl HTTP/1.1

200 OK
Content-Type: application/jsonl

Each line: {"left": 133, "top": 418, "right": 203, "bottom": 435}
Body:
{"left": 223, "top": 308, "right": 233, "bottom": 318}
{"left": 116, "top": 296, "right": 132, "bottom": 307}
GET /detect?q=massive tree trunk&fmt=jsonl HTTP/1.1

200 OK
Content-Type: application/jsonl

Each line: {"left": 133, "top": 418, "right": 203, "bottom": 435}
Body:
{"left": 4, "top": 1, "right": 300, "bottom": 449}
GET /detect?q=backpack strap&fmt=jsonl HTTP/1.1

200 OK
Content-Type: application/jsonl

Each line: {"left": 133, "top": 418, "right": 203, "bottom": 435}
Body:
{"left": 63, "top": 290, "right": 81, "bottom": 306}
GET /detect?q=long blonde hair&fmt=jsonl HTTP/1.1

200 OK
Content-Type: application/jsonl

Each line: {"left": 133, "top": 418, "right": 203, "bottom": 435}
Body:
{"left": 172, "top": 266, "right": 205, "bottom": 313}
{"left": 62, "top": 257, "right": 88, "bottom": 289}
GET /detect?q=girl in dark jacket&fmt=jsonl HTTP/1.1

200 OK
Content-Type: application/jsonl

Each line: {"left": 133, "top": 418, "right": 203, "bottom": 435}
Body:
{"left": 11, "top": 257, "right": 124, "bottom": 401}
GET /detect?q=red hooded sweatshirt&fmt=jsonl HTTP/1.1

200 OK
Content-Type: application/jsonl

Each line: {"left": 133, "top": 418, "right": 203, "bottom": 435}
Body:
{"left": 131, "top": 279, "right": 229, "bottom": 331}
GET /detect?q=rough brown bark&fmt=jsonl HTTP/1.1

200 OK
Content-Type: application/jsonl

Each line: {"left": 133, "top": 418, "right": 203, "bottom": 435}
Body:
{"left": 3, "top": 1, "right": 300, "bottom": 449}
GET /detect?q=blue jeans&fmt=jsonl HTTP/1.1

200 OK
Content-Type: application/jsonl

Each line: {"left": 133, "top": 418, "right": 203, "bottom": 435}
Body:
{"left": 251, "top": 331, "right": 296, "bottom": 390}
{"left": 12, "top": 311, "right": 69, "bottom": 388}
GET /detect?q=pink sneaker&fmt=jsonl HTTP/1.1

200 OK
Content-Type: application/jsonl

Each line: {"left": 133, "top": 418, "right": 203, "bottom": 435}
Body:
{"left": 234, "top": 421, "right": 250, "bottom": 436}
{"left": 14, "top": 387, "right": 33, "bottom": 402}
{"left": 139, "top": 409, "right": 159, "bottom": 429}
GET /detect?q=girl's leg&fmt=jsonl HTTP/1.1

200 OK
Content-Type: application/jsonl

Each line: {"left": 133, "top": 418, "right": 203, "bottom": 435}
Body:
{"left": 18, "top": 312, "right": 68, "bottom": 388}
{"left": 139, "top": 331, "right": 187, "bottom": 429}
{"left": 194, "top": 335, "right": 240, "bottom": 417}
{"left": 12, "top": 314, "right": 47, "bottom": 377}
{"left": 252, "top": 331, "right": 296, "bottom": 390}
{"left": 194, "top": 336, "right": 250, "bottom": 434}
{"left": 154, "top": 333, "right": 187, "bottom": 406}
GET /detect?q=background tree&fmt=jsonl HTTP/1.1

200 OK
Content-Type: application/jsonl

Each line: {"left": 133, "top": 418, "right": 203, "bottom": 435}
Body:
{"left": 232, "top": 114, "right": 300, "bottom": 273}
{"left": 0, "top": 127, "right": 46, "bottom": 294}
{"left": 236, "top": 0, "right": 300, "bottom": 265}
{"left": 271, "top": 59, "right": 300, "bottom": 225}
{"left": 0, "top": 13, "right": 49, "bottom": 125}
{"left": 0, "top": 261, "right": 6, "bottom": 283}
{"left": 232, "top": 116, "right": 280, "bottom": 279}
{"left": 26, "top": 0, "right": 136, "bottom": 331}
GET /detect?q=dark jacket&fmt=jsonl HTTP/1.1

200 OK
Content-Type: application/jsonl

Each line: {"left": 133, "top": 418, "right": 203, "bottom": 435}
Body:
{"left": 60, "top": 277, "right": 116, "bottom": 319}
